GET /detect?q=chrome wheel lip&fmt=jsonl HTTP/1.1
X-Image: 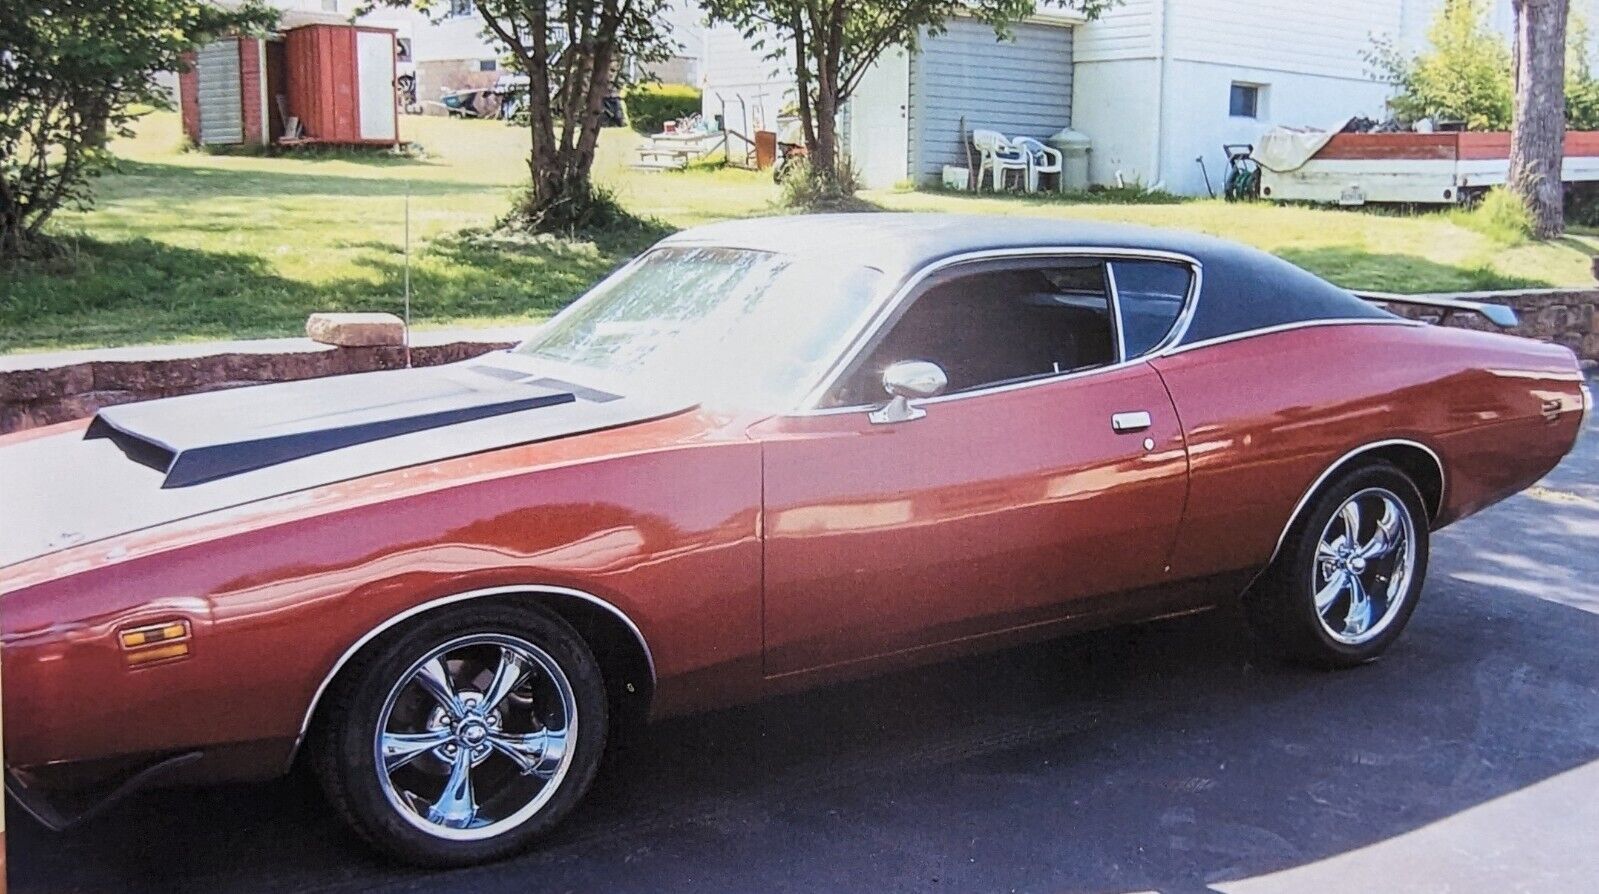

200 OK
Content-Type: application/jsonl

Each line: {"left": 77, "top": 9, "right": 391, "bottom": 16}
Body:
{"left": 375, "top": 633, "right": 578, "bottom": 842}
{"left": 1311, "top": 486, "right": 1418, "bottom": 646}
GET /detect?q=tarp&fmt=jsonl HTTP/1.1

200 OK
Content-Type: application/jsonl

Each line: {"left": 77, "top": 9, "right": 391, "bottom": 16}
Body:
{"left": 1254, "top": 118, "right": 1353, "bottom": 173}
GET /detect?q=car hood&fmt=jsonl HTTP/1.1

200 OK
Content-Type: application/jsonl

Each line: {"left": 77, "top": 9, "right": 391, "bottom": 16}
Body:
{"left": 0, "top": 353, "right": 693, "bottom": 568}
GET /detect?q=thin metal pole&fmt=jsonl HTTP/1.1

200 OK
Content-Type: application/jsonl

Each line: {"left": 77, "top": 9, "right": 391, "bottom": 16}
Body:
{"left": 403, "top": 180, "right": 412, "bottom": 368}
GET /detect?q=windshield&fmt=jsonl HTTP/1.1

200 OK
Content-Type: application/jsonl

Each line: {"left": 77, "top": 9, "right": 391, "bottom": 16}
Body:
{"left": 515, "top": 246, "right": 884, "bottom": 409}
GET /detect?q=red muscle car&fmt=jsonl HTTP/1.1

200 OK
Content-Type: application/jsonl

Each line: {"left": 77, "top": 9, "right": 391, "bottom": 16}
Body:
{"left": 2, "top": 215, "right": 1588, "bottom": 866}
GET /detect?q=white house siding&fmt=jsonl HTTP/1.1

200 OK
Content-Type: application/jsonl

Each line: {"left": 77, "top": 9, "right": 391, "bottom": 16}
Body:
{"left": 1073, "top": 0, "right": 1410, "bottom": 195}
{"left": 1069, "top": 0, "right": 1160, "bottom": 188}
{"left": 699, "top": 23, "right": 792, "bottom": 135}
{"left": 1168, "top": 0, "right": 1402, "bottom": 79}
{"left": 1073, "top": 0, "right": 1158, "bottom": 60}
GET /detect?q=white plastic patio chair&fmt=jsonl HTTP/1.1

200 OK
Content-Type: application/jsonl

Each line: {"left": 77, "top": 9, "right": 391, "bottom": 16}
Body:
{"left": 1015, "top": 137, "right": 1064, "bottom": 193}
{"left": 972, "top": 130, "right": 1030, "bottom": 192}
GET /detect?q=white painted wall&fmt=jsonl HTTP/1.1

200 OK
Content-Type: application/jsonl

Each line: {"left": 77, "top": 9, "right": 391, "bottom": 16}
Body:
{"left": 1164, "top": 61, "right": 1394, "bottom": 195}
{"left": 1072, "top": 0, "right": 1410, "bottom": 194}
{"left": 1069, "top": 57, "right": 1162, "bottom": 187}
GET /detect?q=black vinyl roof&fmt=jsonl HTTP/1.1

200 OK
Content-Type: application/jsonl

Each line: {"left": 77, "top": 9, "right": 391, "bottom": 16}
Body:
{"left": 662, "top": 214, "right": 1395, "bottom": 346}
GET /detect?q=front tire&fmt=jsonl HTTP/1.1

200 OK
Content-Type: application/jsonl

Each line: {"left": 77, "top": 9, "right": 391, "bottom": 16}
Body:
{"left": 1246, "top": 462, "right": 1430, "bottom": 668}
{"left": 310, "top": 604, "right": 608, "bottom": 867}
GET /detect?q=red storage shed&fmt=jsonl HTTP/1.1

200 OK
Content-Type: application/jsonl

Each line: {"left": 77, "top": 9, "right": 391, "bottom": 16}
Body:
{"left": 282, "top": 25, "right": 399, "bottom": 146}
{"left": 179, "top": 18, "right": 398, "bottom": 149}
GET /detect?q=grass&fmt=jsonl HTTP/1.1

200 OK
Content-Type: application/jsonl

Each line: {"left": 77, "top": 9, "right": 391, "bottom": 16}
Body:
{"left": 0, "top": 113, "right": 775, "bottom": 352}
{"left": 868, "top": 188, "right": 1587, "bottom": 292}
{"left": 3, "top": 110, "right": 1598, "bottom": 353}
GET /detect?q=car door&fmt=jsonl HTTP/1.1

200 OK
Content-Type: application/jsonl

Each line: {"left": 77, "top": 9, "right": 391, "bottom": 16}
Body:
{"left": 751, "top": 254, "right": 1193, "bottom": 678}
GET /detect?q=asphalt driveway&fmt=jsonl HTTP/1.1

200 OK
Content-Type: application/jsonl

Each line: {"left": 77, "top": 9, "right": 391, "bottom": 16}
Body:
{"left": 9, "top": 406, "right": 1598, "bottom": 894}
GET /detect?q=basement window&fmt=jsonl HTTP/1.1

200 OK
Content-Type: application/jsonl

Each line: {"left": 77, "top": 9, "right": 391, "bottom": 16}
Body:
{"left": 1230, "top": 83, "right": 1261, "bottom": 119}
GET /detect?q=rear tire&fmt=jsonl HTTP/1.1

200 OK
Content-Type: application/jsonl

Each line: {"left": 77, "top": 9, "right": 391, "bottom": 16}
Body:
{"left": 1245, "top": 462, "right": 1430, "bottom": 668}
{"left": 310, "top": 604, "right": 608, "bottom": 867}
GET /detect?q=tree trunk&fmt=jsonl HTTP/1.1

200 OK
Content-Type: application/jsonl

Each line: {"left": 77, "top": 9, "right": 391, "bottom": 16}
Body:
{"left": 811, "top": 88, "right": 838, "bottom": 180}
{"left": 1509, "top": 0, "right": 1570, "bottom": 238}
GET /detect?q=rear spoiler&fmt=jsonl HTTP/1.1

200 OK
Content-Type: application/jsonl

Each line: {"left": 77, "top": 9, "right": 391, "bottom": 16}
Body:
{"left": 1355, "top": 291, "right": 1520, "bottom": 328}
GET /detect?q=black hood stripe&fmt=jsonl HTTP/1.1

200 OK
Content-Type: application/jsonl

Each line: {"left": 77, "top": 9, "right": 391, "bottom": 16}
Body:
{"left": 84, "top": 361, "right": 596, "bottom": 489}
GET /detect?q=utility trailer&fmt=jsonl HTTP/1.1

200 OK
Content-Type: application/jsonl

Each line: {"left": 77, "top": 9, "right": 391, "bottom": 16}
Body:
{"left": 1259, "top": 131, "right": 1599, "bottom": 206}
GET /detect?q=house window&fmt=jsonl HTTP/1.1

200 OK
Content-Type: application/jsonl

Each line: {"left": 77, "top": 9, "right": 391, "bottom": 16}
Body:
{"left": 446, "top": 0, "right": 475, "bottom": 18}
{"left": 478, "top": 59, "right": 497, "bottom": 72}
{"left": 1230, "top": 83, "right": 1261, "bottom": 119}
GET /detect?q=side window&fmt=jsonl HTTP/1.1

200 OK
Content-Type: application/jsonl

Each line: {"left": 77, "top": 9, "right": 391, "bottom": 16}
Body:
{"left": 1111, "top": 260, "right": 1192, "bottom": 358}
{"left": 831, "top": 261, "right": 1118, "bottom": 406}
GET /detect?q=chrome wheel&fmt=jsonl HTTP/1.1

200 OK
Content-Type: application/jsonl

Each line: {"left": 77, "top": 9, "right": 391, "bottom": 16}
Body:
{"left": 375, "top": 634, "right": 577, "bottom": 841}
{"left": 1311, "top": 487, "right": 1417, "bottom": 645}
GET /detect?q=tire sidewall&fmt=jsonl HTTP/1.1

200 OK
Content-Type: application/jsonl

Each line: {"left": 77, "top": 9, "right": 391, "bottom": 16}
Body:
{"left": 1277, "top": 463, "right": 1431, "bottom": 665}
{"left": 319, "top": 605, "right": 609, "bottom": 867}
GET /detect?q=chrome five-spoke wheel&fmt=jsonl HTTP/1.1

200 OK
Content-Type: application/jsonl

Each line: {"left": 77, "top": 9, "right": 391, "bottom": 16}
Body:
{"left": 1310, "top": 487, "right": 1417, "bottom": 645}
{"left": 1246, "top": 461, "right": 1431, "bottom": 667}
{"left": 377, "top": 634, "right": 576, "bottom": 839}
{"left": 311, "top": 605, "right": 608, "bottom": 867}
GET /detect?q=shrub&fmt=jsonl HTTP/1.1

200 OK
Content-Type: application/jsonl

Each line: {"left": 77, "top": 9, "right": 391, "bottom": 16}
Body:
{"left": 1568, "top": 13, "right": 1599, "bottom": 130}
{"left": 777, "top": 157, "right": 871, "bottom": 212}
{"left": 1366, "top": 0, "right": 1511, "bottom": 130}
{"left": 624, "top": 84, "right": 702, "bottom": 135}
{"left": 1451, "top": 188, "right": 1534, "bottom": 245}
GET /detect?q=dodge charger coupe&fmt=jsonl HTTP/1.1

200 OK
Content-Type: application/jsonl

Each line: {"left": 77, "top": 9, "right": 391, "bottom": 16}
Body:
{"left": 2, "top": 215, "right": 1589, "bottom": 866}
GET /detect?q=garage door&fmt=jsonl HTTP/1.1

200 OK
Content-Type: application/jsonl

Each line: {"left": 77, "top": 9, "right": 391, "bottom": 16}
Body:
{"left": 197, "top": 40, "right": 243, "bottom": 145}
{"left": 908, "top": 19, "right": 1073, "bottom": 184}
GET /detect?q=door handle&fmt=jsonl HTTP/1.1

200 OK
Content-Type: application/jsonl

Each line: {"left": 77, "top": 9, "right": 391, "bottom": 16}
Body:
{"left": 1111, "top": 411, "right": 1152, "bottom": 433}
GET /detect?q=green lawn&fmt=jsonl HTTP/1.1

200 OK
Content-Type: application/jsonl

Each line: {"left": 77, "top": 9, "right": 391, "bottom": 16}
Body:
{"left": 2, "top": 110, "right": 1596, "bottom": 353}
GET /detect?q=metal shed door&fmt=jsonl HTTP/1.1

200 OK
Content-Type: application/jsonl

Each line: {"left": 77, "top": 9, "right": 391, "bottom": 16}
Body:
{"left": 197, "top": 40, "right": 243, "bottom": 145}
{"left": 908, "top": 19, "right": 1073, "bottom": 184}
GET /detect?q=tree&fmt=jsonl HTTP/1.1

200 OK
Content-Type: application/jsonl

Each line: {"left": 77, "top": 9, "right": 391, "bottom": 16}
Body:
{"left": 1366, "top": 0, "right": 1512, "bottom": 131}
{"left": 0, "top": 0, "right": 276, "bottom": 261}
{"left": 1509, "top": 0, "right": 1570, "bottom": 238}
{"left": 702, "top": 0, "right": 1120, "bottom": 198}
{"left": 1566, "top": 11, "right": 1599, "bottom": 130}
{"left": 389, "top": 0, "right": 677, "bottom": 233}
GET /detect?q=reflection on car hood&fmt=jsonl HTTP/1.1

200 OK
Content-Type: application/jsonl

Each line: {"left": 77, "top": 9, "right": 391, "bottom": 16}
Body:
{"left": 0, "top": 354, "right": 692, "bottom": 568}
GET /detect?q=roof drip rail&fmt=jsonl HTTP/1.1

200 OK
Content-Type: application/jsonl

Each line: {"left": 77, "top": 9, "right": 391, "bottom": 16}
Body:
{"left": 1355, "top": 291, "right": 1520, "bottom": 328}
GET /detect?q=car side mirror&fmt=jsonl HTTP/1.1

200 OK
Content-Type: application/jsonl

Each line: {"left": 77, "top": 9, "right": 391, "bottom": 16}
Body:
{"left": 869, "top": 360, "right": 948, "bottom": 425}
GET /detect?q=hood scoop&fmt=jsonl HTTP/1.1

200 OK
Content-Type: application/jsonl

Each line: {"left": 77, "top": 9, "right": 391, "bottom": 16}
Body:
{"left": 85, "top": 361, "right": 586, "bottom": 488}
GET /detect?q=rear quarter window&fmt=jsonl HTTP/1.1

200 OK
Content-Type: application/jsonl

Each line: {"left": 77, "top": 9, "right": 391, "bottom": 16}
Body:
{"left": 1112, "top": 260, "right": 1193, "bottom": 357}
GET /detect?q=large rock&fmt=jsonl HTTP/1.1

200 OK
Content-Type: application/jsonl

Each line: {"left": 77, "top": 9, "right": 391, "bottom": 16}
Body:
{"left": 306, "top": 312, "right": 407, "bottom": 348}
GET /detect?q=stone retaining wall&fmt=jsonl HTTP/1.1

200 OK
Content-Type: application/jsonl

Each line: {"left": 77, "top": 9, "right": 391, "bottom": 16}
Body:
{"left": 1381, "top": 288, "right": 1599, "bottom": 365}
{"left": 0, "top": 338, "right": 514, "bottom": 434}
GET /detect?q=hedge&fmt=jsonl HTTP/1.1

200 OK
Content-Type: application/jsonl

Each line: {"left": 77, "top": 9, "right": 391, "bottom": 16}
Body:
{"left": 625, "top": 83, "right": 703, "bottom": 135}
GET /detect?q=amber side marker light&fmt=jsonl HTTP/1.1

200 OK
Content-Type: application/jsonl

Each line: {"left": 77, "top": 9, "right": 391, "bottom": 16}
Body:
{"left": 118, "top": 621, "right": 191, "bottom": 666}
